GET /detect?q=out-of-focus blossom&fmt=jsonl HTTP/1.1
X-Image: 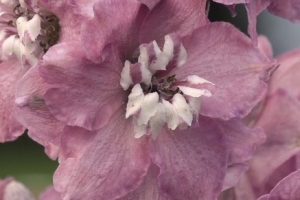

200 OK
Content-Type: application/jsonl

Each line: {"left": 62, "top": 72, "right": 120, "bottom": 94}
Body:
{"left": 0, "top": 0, "right": 99, "bottom": 143}
{"left": 0, "top": 0, "right": 59, "bottom": 142}
{"left": 219, "top": 37, "right": 300, "bottom": 200}
{"left": 0, "top": 177, "right": 35, "bottom": 200}
{"left": 15, "top": 0, "right": 274, "bottom": 199}
{"left": 213, "top": 0, "right": 300, "bottom": 44}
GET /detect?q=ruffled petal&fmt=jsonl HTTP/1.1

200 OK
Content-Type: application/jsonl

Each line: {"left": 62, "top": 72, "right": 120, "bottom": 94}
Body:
{"left": 139, "top": 0, "right": 208, "bottom": 45}
{"left": 217, "top": 118, "right": 266, "bottom": 165}
{"left": 0, "top": 59, "right": 25, "bottom": 142}
{"left": 15, "top": 65, "right": 64, "bottom": 160}
{"left": 179, "top": 22, "right": 274, "bottom": 120}
{"left": 249, "top": 89, "right": 300, "bottom": 192}
{"left": 245, "top": 0, "right": 271, "bottom": 45}
{"left": 53, "top": 110, "right": 151, "bottom": 200}
{"left": 39, "top": 42, "right": 125, "bottom": 131}
{"left": 149, "top": 116, "right": 228, "bottom": 200}
{"left": 81, "top": 0, "right": 148, "bottom": 63}
{"left": 261, "top": 169, "right": 300, "bottom": 200}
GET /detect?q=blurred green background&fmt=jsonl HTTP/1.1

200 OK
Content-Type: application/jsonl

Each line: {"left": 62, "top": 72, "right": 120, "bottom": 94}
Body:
{"left": 0, "top": 132, "right": 58, "bottom": 197}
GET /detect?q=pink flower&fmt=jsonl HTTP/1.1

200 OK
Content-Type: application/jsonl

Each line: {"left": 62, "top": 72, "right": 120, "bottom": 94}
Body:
{"left": 219, "top": 37, "right": 300, "bottom": 200}
{"left": 0, "top": 0, "right": 98, "bottom": 142}
{"left": 0, "top": 177, "right": 35, "bottom": 200}
{"left": 16, "top": 0, "right": 274, "bottom": 199}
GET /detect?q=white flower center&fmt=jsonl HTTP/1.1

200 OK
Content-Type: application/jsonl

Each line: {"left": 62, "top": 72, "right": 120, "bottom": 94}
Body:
{"left": 120, "top": 34, "right": 215, "bottom": 139}
{"left": 0, "top": 0, "right": 59, "bottom": 66}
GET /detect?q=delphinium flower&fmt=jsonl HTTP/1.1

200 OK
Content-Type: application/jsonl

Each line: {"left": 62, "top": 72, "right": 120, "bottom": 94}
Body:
{"left": 15, "top": 0, "right": 274, "bottom": 199}
{"left": 219, "top": 37, "right": 300, "bottom": 200}
{"left": 0, "top": 0, "right": 100, "bottom": 143}
{"left": 0, "top": 177, "right": 35, "bottom": 200}
{"left": 0, "top": 0, "right": 60, "bottom": 142}
{"left": 0, "top": 177, "right": 62, "bottom": 200}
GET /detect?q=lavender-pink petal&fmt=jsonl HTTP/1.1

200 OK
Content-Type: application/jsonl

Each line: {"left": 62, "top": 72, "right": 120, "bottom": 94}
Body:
{"left": 53, "top": 110, "right": 151, "bottom": 200}
{"left": 39, "top": 42, "right": 125, "bottom": 131}
{"left": 15, "top": 65, "right": 64, "bottom": 160}
{"left": 257, "top": 169, "right": 300, "bottom": 200}
{"left": 0, "top": 59, "right": 25, "bottom": 142}
{"left": 149, "top": 116, "right": 228, "bottom": 200}
{"left": 179, "top": 22, "right": 274, "bottom": 120}
{"left": 139, "top": 0, "right": 208, "bottom": 45}
{"left": 81, "top": 0, "right": 148, "bottom": 63}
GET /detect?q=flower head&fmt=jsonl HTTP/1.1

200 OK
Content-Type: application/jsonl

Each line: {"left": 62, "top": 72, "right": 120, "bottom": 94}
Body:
{"left": 15, "top": 0, "right": 273, "bottom": 199}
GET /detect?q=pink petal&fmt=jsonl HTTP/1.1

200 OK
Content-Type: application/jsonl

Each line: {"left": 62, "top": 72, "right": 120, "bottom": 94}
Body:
{"left": 120, "top": 164, "right": 168, "bottom": 200}
{"left": 0, "top": 59, "right": 25, "bottom": 142}
{"left": 263, "top": 169, "right": 300, "bottom": 200}
{"left": 39, "top": 185, "right": 62, "bottom": 200}
{"left": 249, "top": 90, "right": 300, "bottom": 191}
{"left": 269, "top": 48, "right": 300, "bottom": 99}
{"left": 149, "top": 116, "right": 228, "bottom": 200}
{"left": 81, "top": 0, "right": 148, "bottom": 63}
{"left": 245, "top": 0, "right": 271, "bottom": 45}
{"left": 139, "top": 0, "right": 208, "bottom": 46}
{"left": 15, "top": 65, "right": 64, "bottom": 160}
{"left": 179, "top": 22, "right": 274, "bottom": 120}
{"left": 218, "top": 118, "right": 265, "bottom": 165}
{"left": 39, "top": 42, "right": 125, "bottom": 131}
{"left": 268, "top": 0, "right": 300, "bottom": 23}
{"left": 53, "top": 110, "right": 151, "bottom": 200}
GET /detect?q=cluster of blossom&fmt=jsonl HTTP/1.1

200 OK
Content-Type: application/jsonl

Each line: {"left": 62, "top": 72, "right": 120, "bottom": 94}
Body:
{"left": 0, "top": 0, "right": 299, "bottom": 199}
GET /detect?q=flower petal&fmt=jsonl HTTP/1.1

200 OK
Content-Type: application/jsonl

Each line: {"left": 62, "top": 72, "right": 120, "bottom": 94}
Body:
{"left": 81, "top": 0, "right": 148, "bottom": 63}
{"left": 0, "top": 59, "right": 25, "bottom": 142}
{"left": 120, "top": 164, "right": 168, "bottom": 200}
{"left": 139, "top": 0, "right": 208, "bottom": 45}
{"left": 262, "top": 169, "right": 300, "bottom": 200}
{"left": 149, "top": 116, "right": 228, "bottom": 200}
{"left": 269, "top": 48, "right": 300, "bottom": 99}
{"left": 15, "top": 65, "right": 64, "bottom": 160}
{"left": 39, "top": 42, "right": 125, "bottom": 131}
{"left": 179, "top": 22, "right": 274, "bottom": 120}
{"left": 217, "top": 118, "right": 266, "bottom": 165}
{"left": 249, "top": 89, "right": 300, "bottom": 191}
{"left": 54, "top": 110, "right": 151, "bottom": 200}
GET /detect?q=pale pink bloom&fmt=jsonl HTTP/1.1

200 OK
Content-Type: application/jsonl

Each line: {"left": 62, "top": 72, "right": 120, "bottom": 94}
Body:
{"left": 16, "top": 0, "right": 274, "bottom": 199}
{"left": 219, "top": 37, "right": 300, "bottom": 200}
{"left": 0, "top": 0, "right": 98, "bottom": 142}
